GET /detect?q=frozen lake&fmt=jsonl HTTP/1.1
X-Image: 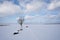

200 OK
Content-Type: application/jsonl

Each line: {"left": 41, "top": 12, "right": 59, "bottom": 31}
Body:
{"left": 0, "top": 23, "right": 60, "bottom": 40}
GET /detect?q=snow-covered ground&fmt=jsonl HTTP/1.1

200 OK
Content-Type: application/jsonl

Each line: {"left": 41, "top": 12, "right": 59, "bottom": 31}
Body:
{"left": 0, "top": 23, "right": 60, "bottom": 40}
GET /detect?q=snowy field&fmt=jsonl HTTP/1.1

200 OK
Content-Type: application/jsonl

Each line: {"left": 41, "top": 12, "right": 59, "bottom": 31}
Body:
{"left": 0, "top": 23, "right": 60, "bottom": 40}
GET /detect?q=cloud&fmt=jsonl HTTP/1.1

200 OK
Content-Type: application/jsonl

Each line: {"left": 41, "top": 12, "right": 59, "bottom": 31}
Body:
{"left": 44, "top": 14, "right": 57, "bottom": 19}
{"left": 25, "top": 2, "right": 45, "bottom": 13}
{"left": 0, "top": 1, "right": 21, "bottom": 17}
{"left": 24, "top": 13, "right": 60, "bottom": 23}
{"left": 0, "top": 0, "right": 60, "bottom": 23}
{"left": 18, "top": 0, "right": 47, "bottom": 13}
{"left": 47, "top": 0, "right": 60, "bottom": 10}
{"left": 0, "top": 0, "right": 47, "bottom": 17}
{"left": 24, "top": 15, "right": 35, "bottom": 20}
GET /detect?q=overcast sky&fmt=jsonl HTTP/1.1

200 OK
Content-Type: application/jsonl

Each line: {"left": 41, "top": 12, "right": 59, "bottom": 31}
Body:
{"left": 0, "top": 0, "right": 60, "bottom": 23}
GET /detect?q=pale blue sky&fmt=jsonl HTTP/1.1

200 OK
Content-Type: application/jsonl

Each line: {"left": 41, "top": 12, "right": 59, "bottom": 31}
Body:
{"left": 0, "top": 0, "right": 60, "bottom": 23}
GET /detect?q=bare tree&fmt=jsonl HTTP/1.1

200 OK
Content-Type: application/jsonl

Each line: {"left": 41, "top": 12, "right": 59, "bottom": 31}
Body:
{"left": 17, "top": 17, "right": 24, "bottom": 30}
